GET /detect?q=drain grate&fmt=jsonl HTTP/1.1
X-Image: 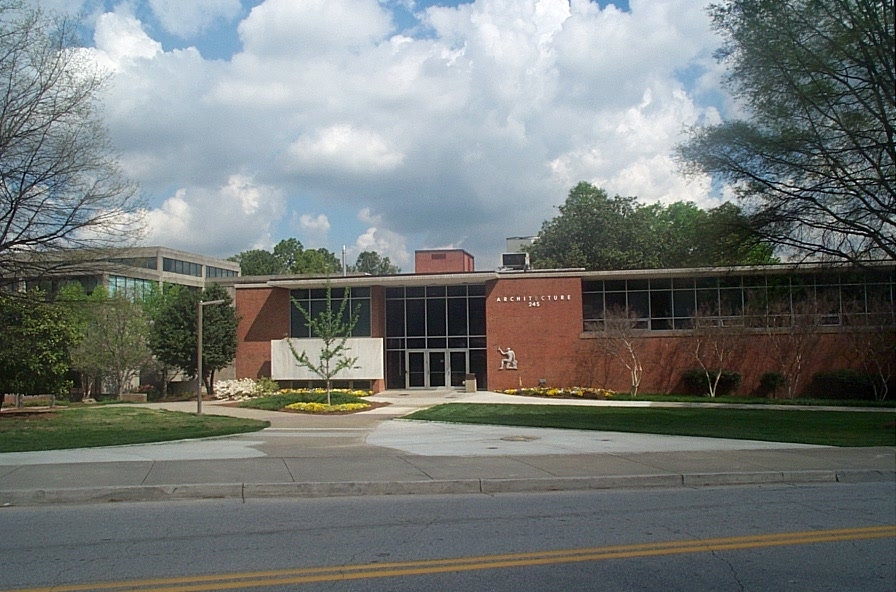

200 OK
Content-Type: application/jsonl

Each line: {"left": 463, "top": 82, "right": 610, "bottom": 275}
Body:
{"left": 500, "top": 435, "right": 540, "bottom": 442}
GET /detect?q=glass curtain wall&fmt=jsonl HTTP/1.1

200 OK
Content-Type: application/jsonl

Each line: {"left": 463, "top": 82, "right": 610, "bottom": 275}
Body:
{"left": 582, "top": 269, "right": 895, "bottom": 332}
{"left": 289, "top": 287, "right": 371, "bottom": 338}
{"left": 384, "top": 284, "right": 487, "bottom": 389}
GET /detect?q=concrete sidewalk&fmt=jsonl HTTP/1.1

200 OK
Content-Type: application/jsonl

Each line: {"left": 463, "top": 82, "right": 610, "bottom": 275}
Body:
{"left": 0, "top": 391, "right": 893, "bottom": 506}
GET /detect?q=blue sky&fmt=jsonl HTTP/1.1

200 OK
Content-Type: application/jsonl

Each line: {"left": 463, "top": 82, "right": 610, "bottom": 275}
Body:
{"left": 29, "top": 0, "right": 726, "bottom": 270}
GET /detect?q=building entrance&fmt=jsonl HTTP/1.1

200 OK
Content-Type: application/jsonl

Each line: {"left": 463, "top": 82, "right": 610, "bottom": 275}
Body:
{"left": 406, "top": 350, "right": 468, "bottom": 389}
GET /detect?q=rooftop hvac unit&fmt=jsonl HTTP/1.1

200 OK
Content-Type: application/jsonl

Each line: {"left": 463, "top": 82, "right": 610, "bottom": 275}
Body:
{"left": 501, "top": 252, "right": 529, "bottom": 270}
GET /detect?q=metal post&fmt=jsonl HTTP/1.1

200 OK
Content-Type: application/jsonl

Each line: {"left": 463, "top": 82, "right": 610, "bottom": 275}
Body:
{"left": 197, "top": 299, "right": 226, "bottom": 415}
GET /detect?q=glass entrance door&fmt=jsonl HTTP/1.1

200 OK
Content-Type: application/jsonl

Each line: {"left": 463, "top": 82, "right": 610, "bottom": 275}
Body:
{"left": 407, "top": 351, "right": 425, "bottom": 388}
{"left": 406, "top": 350, "right": 468, "bottom": 389}
{"left": 449, "top": 350, "right": 467, "bottom": 388}
{"left": 428, "top": 351, "right": 446, "bottom": 387}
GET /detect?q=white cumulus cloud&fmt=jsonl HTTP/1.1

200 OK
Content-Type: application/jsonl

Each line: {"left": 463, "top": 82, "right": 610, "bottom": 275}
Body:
{"left": 148, "top": 0, "right": 241, "bottom": 38}
{"left": 74, "top": 0, "right": 729, "bottom": 263}
{"left": 143, "top": 175, "right": 284, "bottom": 257}
{"left": 286, "top": 125, "right": 405, "bottom": 175}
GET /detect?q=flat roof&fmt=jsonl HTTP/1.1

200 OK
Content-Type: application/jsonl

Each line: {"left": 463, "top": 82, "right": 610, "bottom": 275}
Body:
{"left": 221, "top": 260, "right": 895, "bottom": 290}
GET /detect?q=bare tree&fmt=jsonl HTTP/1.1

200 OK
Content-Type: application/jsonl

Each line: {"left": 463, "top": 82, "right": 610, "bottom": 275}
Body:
{"left": 587, "top": 305, "right": 645, "bottom": 396}
{"left": 750, "top": 295, "right": 832, "bottom": 399}
{"left": 0, "top": 2, "right": 141, "bottom": 283}
{"left": 689, "top": 304, "right": 745, "bottom": 397}
{"left": 843, "top": 297, "right": 896, "bottom": 401}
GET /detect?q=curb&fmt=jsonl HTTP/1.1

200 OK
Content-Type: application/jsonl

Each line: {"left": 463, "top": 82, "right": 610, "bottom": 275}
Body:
{"left": 1, "top": 470, "right": 893, "bottom": 507}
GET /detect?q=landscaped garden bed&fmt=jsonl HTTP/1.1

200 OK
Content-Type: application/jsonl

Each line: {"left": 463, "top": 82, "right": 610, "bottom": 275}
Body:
{"left": 236, "top": 388, "right": 382, "bottom": 414}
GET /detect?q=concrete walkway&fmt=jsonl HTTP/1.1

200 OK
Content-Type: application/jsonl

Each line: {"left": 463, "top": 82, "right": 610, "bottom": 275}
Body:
{"left": 0, "top": 390, "right": 893, "bottom": 506}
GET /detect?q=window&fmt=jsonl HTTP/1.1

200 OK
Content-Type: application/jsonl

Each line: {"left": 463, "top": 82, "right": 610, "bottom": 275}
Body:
{"left": 384, "top": 284, "right": 488, "bottom": 388}
{"left": 581, "top": 268, "right": 895, "bottom": 332}
{"left": 162, "top": 257, "right": 202, "bottom": 277}
{"left": 290, "top": 287, "right": 371, "bottom": 338}
{"left": 206, "top": 266, "right": 238, "bottom": 278}
{"left": 111, "top": 257, "right": 157, "bottom": 270}
{"left": 108, "top": 275, "right": 156, "bottom": 300}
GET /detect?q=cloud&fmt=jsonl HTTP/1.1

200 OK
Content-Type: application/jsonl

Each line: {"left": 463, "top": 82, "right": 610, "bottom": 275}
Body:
{"left": 93, "top": 8, "right": 162, "bottom": 68}
{"left": 351, "top": 209, "right": 411, "bottom": 268}
{"left": 148, "top": 0, "right": 241, "bottom": 38}
{"left": 143, "top": 175, "right": 284, "bottom": 257}
{"left": 286, "top": 125, "right": 405, "bottom": 175}
{"left": 82, "top": 0, "right": 727, "bottom": 264}
{"left": 237, "top": 0, "right": 393, "bottom": 57}
{"left": 289, "top": 213, "right": 330, "bottom": 249}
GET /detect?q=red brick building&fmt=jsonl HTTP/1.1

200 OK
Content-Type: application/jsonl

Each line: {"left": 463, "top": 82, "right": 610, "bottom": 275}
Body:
{"left": 224, "top": 250, "right": 894, "bottom": 397}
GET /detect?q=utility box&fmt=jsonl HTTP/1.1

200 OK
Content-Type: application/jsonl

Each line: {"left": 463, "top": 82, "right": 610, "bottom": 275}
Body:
{"left": 501, "top": 252, "right": 529, "bottom": 270}
{"left": 464, "top": 374, "right": 477, "bottom": 393}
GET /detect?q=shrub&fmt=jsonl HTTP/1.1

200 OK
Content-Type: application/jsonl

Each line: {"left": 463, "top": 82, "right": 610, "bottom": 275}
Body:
{"left": 256, "top": 377, "right": 280, "bottom": 394}
{"left": 807, "top": 370, "right": 877, "bottom": 401}
{"left": 214, "top": 378, "right": 263, "bottom": 399}
{"left": 758, "top": 372, "right": 785, "bottom": 397}
{"left": 682, "top": 369, "right": 742, "bottom": 396}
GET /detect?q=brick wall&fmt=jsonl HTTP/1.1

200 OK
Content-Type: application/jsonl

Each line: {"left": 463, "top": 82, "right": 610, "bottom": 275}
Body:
{"left": 575, "top": 330, "right": 874, "bottom": 397}
{"left": 235, "top": 286, "right": 290, "bottom": 379}
{"left": 486, "top": 276, "right": 584, "bottom": 391}
{"left": 414, "top": 250, "right": 474, "bottom": 273}
{"left": 484, "top": 275, "right": 880, "bottom": 397}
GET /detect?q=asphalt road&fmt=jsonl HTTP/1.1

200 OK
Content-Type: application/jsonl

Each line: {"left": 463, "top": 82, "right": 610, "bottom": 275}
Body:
{"left": 0, "top": 481, "right": 893, "bottom": 591}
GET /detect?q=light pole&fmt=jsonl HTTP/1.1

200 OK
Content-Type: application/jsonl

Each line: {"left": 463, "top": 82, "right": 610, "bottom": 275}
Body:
{"left": 197, "top": 298, "right": 226, "bottom": 415}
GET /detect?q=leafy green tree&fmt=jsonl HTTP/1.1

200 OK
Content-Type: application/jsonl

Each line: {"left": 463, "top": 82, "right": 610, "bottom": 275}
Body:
{"left": 272, "top": 238, "right": 305, "bottom": 272}
{"left": 146, "top": 284, "right": 238, "bottom": 396}
{"left": 229, "top": 239, "right": 342, "bottom": 276}
{"left": 529, "top": 183, "right": 657, "bottom": 270}
{"left": 678, "top": 0, "right": 895, "bottom": 263}
{"left": 658, "top": 201, "right": 776, "bottom": 267}
{"left": 0, "top": 292, "right": 78, "bottom": 408}
{"left": 67, "top": 287, "right": 153, "bottom": 399}
{"left": 288, "top": 280, "right": 360, "bottom": 405}
{"left": 350, "top": 251, "right": 400, "bottom": 275}
{"left": 140, "top": 283, "right": 181, "bottom": 398}
{"left": 228, "top": 249, "right": 281, "bottom": 276}
{"left": 529, "top": 182, "right": 774, "bottom": 270}
{"left": 0, "top": 2, "right": 140, "bottom": 282}
{"left": 295, "top": 247, "right": 342, "bottom": 275}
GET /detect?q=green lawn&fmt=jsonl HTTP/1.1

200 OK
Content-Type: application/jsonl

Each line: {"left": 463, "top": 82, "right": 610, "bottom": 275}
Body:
{"left": 404, "top": 404, "right": 896, "bottom": 447}
{"left": 0, "top": 406, "right": 269, "bottom": 453}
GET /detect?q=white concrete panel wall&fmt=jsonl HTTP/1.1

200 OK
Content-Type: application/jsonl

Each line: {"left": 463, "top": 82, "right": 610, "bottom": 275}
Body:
{"left": 271, "top": 338, "right": 385, "bottom": 380}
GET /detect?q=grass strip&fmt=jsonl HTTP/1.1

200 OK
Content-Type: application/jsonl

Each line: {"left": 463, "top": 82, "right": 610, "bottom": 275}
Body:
{"left": 0, "top": 407, "right": 269, "bottom": 453}
{"left": 404, "top": 404, "right": 896, "bottom": 447}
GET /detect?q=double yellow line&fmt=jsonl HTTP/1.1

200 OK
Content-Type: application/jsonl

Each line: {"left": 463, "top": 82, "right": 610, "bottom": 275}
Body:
{"left": 7, "top": 525, "right": 894, "bottom": 592}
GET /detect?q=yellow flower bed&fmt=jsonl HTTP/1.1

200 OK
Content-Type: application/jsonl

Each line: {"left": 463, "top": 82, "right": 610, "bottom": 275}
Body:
{"left": 279, "top": 388, "right": 372, "bottom": 397}
{"left": 501, "top": 387, "right": 615, "bottom": 399}
{"left": 284, "top": 402, "right": 371, "bottom": 413}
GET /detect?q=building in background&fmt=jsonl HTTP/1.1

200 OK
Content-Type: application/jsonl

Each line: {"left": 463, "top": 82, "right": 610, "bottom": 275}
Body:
{"left": 1, "top": 247, "right": 241, "bottom": 397}
{"left": 2, "top": 246, "right": 239, "bottom": 298}
{"left": 0, "top": 247, "right": 240, "bottom": 298}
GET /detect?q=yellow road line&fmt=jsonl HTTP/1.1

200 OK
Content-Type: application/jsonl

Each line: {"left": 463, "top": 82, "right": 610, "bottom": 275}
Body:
{"left": 6, "top": 525, "right": 894, "bottom": 592}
